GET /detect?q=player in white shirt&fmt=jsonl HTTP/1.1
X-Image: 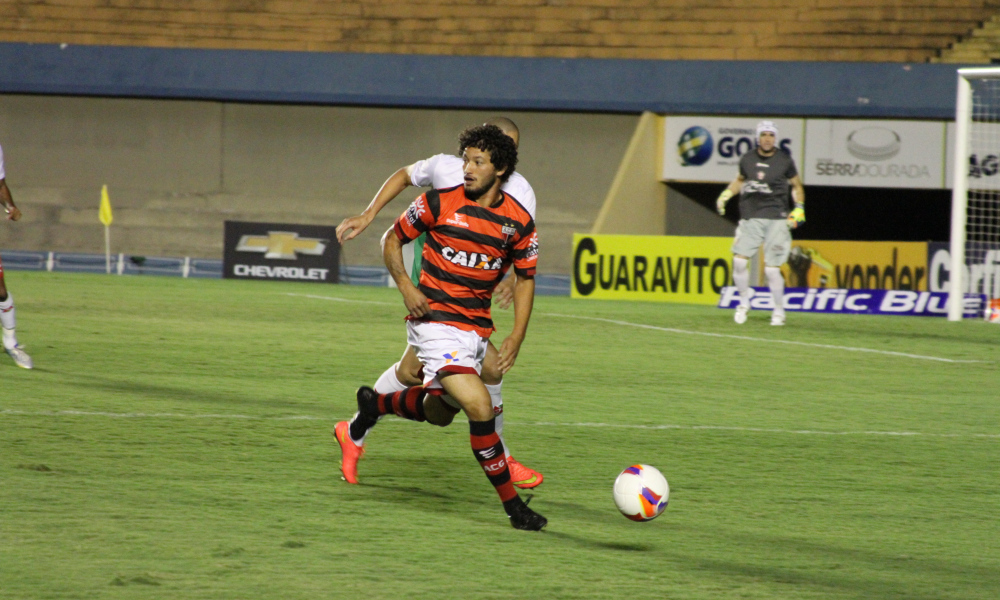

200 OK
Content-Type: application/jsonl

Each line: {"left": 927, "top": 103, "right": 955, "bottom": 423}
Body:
{"left": 0, "top": 143, "right": 33, "bottom": 369}
{"left": 335, "top": 117, "right": 543, "bottom": 488}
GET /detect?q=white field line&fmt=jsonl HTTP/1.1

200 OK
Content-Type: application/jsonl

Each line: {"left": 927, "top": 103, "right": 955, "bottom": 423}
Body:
{"left": 2, "top": 409, "right": 998, "bottom": 439}
{"left": 285, "top": 293, "right": 984, "bottom": 364}
{"left": 541, "top": 313, "right": 985, "bottom": 364}
{"left": 285, "top": 293, "right": 397, "bottom": 306}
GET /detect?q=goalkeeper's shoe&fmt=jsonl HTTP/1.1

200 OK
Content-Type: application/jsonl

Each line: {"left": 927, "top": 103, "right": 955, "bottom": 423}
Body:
{"left": 333, "top": 420, "right": 365, "bottom": 484}
{"left": 508, "top": 457, "right": 544, "bottom": 489}
{"left": 5, "top": 344, "right": 33, "bottom": 369}
{"left": 734, "top": 305, "right": 749, "bottom": 324}
{"left": 787, "top": 207, "right": 805, "bottom": 229}
{"left": 504, "top": 496, "right": 548, "bottom": 531}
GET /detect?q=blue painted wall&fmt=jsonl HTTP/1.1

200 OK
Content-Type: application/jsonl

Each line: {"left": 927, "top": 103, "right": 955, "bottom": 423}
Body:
{"left": 0, "top": 43, "right": 973, "bottom": 119}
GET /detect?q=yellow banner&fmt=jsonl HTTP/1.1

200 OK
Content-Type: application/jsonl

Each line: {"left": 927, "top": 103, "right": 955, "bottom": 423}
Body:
{"left": 572, "top": 234, "right": 733, "bottom": 304}
{"left": 782, "top": 240, "right": 929, "bottom": 291}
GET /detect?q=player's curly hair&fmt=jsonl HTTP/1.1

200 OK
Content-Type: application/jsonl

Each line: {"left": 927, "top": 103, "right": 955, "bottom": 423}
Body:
{"left": 458, "top": 124, "right": 518, "bottom": 182}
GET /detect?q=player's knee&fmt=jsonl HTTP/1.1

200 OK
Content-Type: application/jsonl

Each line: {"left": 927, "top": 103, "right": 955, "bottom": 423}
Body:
{"left": 396, "top": 364, "right": 422, "bottom": 387}
{"left": 423, "top": 396, "right": 459, "bottom": 427}
{"left": 480, "top": 364, "right": 502, "bottom": 386}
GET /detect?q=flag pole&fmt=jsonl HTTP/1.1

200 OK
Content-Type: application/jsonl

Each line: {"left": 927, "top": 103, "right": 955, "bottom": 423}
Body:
{"left": 104, "top": 225, "right": 111, "bottom": 273}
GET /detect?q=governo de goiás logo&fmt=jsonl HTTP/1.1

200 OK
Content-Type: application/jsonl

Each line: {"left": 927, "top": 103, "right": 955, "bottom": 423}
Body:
{"left": 677, "top": 126, "right": 714, "bottom": 166}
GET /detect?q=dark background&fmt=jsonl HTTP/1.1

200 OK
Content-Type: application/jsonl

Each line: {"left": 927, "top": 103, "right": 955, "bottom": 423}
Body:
{"left": 672, "top": 183, "right": 951, "bottom": 242}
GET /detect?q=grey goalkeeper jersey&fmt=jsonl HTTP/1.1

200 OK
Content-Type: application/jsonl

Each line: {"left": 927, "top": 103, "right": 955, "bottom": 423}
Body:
{"left": 738, "top": 148, "right": 798, "bottom": 220}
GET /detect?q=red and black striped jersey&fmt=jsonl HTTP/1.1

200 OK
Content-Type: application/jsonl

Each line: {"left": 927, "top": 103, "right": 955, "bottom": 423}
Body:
{"left": 393, "top": 184, "right": 538, "bottom": 338}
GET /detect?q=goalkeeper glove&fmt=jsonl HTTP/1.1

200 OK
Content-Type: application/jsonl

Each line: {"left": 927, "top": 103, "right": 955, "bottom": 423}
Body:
{"left": 716, "top": 189, "right": 733, "bottom": 215}
{"left": 787, "top": 206, "right": 805, "bottom": 229}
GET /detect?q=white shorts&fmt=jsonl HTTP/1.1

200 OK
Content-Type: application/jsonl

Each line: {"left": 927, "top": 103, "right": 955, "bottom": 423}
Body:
{"left": 732, "top": 218, "right": 792, "bottom": 267}
{"left": 406, "top": 321, "right": 487, "bottom": 394}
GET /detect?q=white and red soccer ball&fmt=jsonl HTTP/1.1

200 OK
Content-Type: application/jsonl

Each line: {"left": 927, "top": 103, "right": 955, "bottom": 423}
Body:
{"left": 613, "top": 464, "right": 670, "bottom": 521}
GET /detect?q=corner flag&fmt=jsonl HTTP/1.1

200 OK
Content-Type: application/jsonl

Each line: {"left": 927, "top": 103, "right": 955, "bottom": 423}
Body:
{"left": 100, "top": 184, "right": 113, "bottom": 273}
{"left": 99, "top": 184, "right": 113, "bottom": 226}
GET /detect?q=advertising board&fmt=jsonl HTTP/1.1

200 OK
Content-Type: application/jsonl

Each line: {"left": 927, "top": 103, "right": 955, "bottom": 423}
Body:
{"left": 223, "top": 221, "right": 340, "bottom": 283}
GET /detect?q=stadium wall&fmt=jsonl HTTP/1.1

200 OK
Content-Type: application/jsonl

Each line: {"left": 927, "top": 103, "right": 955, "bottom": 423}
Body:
{"left": 0, "top": 43, "right": 979, "bottom": 118}
{"left": 0, "top": 93, "right": 635, "bottom": 274}
{"left": 0, "top": 43, "right": 983, "bottom": 274}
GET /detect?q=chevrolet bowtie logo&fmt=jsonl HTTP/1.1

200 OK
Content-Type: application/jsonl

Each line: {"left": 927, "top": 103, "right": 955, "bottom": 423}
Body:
{"left": 236, "top": 231, "right": 327, "bottom": 260}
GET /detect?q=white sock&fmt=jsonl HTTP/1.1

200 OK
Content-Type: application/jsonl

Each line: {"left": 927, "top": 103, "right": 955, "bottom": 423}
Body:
{"left": 766, "top": 266, "right": 786, "bottom": 317}
{"left": 374, "top": 362, "right": 408, "bottom": 394}
{"left": 732, "top": 257, "right": 751, "bottom": 308}
{"left": 0, "top": 294, "right": 16, "bottom": 350}
{"left": 485, "top": 382, "right": 511, "bottom": 459}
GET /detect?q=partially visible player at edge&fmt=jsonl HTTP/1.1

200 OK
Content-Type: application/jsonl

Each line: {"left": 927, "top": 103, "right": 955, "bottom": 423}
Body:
{"left": 334, "top": 117, "right": 543, "bottom": 489}
{"left": 0, "top": 142, "right": 33, "bottom": 369}
{"left": 716, "top": 120, "right": 805, "bottom": 326}
{"left": 337, "top": 124, "right": 546, "bottom": 530}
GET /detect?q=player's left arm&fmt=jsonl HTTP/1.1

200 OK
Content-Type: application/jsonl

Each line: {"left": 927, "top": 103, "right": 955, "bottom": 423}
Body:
{"left": 497, "top": 225, "right": 538, "bottom": 373}
{"left": 497, "top": 275, "right": 534, "bottom": 375}
{"left": 0, "top": 179, "right": 21, "bottom": 221}
{"left": 787, "top": 174, "right": 805, "bottom": 229}
{"left": 494, "top": 183, "right": 538, "bottom": 310}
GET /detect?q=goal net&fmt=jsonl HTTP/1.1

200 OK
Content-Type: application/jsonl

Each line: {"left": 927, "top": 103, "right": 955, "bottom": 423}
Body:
{"left": 950, "top": 68, "right": 1000, "bottom": 321}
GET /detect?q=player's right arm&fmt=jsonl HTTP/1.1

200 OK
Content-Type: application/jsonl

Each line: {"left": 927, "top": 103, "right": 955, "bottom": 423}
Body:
{"left": 0, "top": 179, "right": 20, "bottom": 221}
{"left": 384, "top": 230, "right": 429, "bottom": 318}
{"left": 386, "top": 193, "right": 438, "bottom": 317}
{"left": 336, "top": 166, "right": 414, "bottom": 243}
{"left": 716, "top": 174, "right": 744, "bottom": 216}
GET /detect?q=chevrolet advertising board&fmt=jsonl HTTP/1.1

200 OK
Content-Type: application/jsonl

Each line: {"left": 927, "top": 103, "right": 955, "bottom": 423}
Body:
{"left": 223, "top": 221, "right": 340, "bottom": 283}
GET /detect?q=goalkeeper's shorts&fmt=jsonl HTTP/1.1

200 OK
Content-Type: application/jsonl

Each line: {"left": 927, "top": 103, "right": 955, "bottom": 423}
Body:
{"left": 732, "top": 218, "right": 791, "bottom": 267}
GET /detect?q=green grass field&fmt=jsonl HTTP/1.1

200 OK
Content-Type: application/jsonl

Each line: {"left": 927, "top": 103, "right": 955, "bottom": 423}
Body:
{"left": 1, "top": 271, "right": 998, "bottom": 600}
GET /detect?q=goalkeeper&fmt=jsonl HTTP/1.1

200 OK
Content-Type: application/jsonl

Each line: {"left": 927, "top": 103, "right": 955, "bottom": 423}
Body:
{"left": 715, "top": 120, "right": 805, "bottom": 326}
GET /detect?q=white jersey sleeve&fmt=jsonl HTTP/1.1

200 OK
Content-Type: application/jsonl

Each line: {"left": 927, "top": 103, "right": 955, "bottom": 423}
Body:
{"left": 0, "top": 143, "right": 5, "bottom": 180}
{"left": 407, "top": 153, "right": 464, "bottom": 189}
{"left": 501, "top": 172, "right": 537, "bottom": 221}
{"left": 409, "top": 153, "right": 537, "bottom": 220}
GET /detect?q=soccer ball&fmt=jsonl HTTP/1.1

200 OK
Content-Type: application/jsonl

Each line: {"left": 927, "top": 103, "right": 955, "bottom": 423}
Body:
{"left": 613, "top": 464, "right": 670, "bottom": 521}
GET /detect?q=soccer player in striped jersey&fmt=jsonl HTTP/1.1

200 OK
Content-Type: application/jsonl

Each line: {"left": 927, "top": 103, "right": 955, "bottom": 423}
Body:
{"left": 334, "top": 118, "right": 543, "bottom": 489}
{"left": 335, "top": 125, "right": 546, "bottom": 530}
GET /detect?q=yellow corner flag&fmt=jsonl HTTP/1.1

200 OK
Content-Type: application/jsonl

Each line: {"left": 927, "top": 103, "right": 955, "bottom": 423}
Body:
{"left": 99, "top": 184, "right": 113, "bottom": 226}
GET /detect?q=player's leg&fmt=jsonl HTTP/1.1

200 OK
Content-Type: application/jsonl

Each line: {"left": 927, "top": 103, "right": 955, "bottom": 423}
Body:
{"left": 382, "top": 341, "right": 467, "bottom": 428}
{"left": 731, "top": 255, "right": 751, "bottom": 324}
{"left": 481, "top": 341, "right": 543, "bottom": 488}
{"left": 438, "top": 372, "right": 546, "bottom": 531}
{"left": 334, "top": 344, "right": 419, "bottom": 484}
{"left": 335, "top": 322, "right": 468, "bottom": 484}
{"left": 0, "top": 259, "right": 32, "bottom": 369}
{"left": 730, "top": 220, "right": 765, "bottom": 324}
{"left": 337, "top": 343, "right": 452, "bottom": 471}
{"left": 763, "top": 220, "right": 792, "bottom": 326}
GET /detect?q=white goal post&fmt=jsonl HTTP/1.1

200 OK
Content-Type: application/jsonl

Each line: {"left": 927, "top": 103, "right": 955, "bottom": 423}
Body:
{"left": 950, "top": 68, "right": 1000, "bottom": 321}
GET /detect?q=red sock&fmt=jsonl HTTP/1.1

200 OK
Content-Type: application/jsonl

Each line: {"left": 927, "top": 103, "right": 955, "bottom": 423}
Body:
{"left": 469, "top": 418, "right": 517, "bottom": 503}
{"left": 375, "top": 387, "right": 426, "bottom": 422}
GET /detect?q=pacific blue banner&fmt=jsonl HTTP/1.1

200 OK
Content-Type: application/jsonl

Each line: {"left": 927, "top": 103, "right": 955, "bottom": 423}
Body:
{"left": 717, "top": 286, "right": 986, "bottom": 318}
{"left": 223, "top": 221, "right": 340, "bottom": 283}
